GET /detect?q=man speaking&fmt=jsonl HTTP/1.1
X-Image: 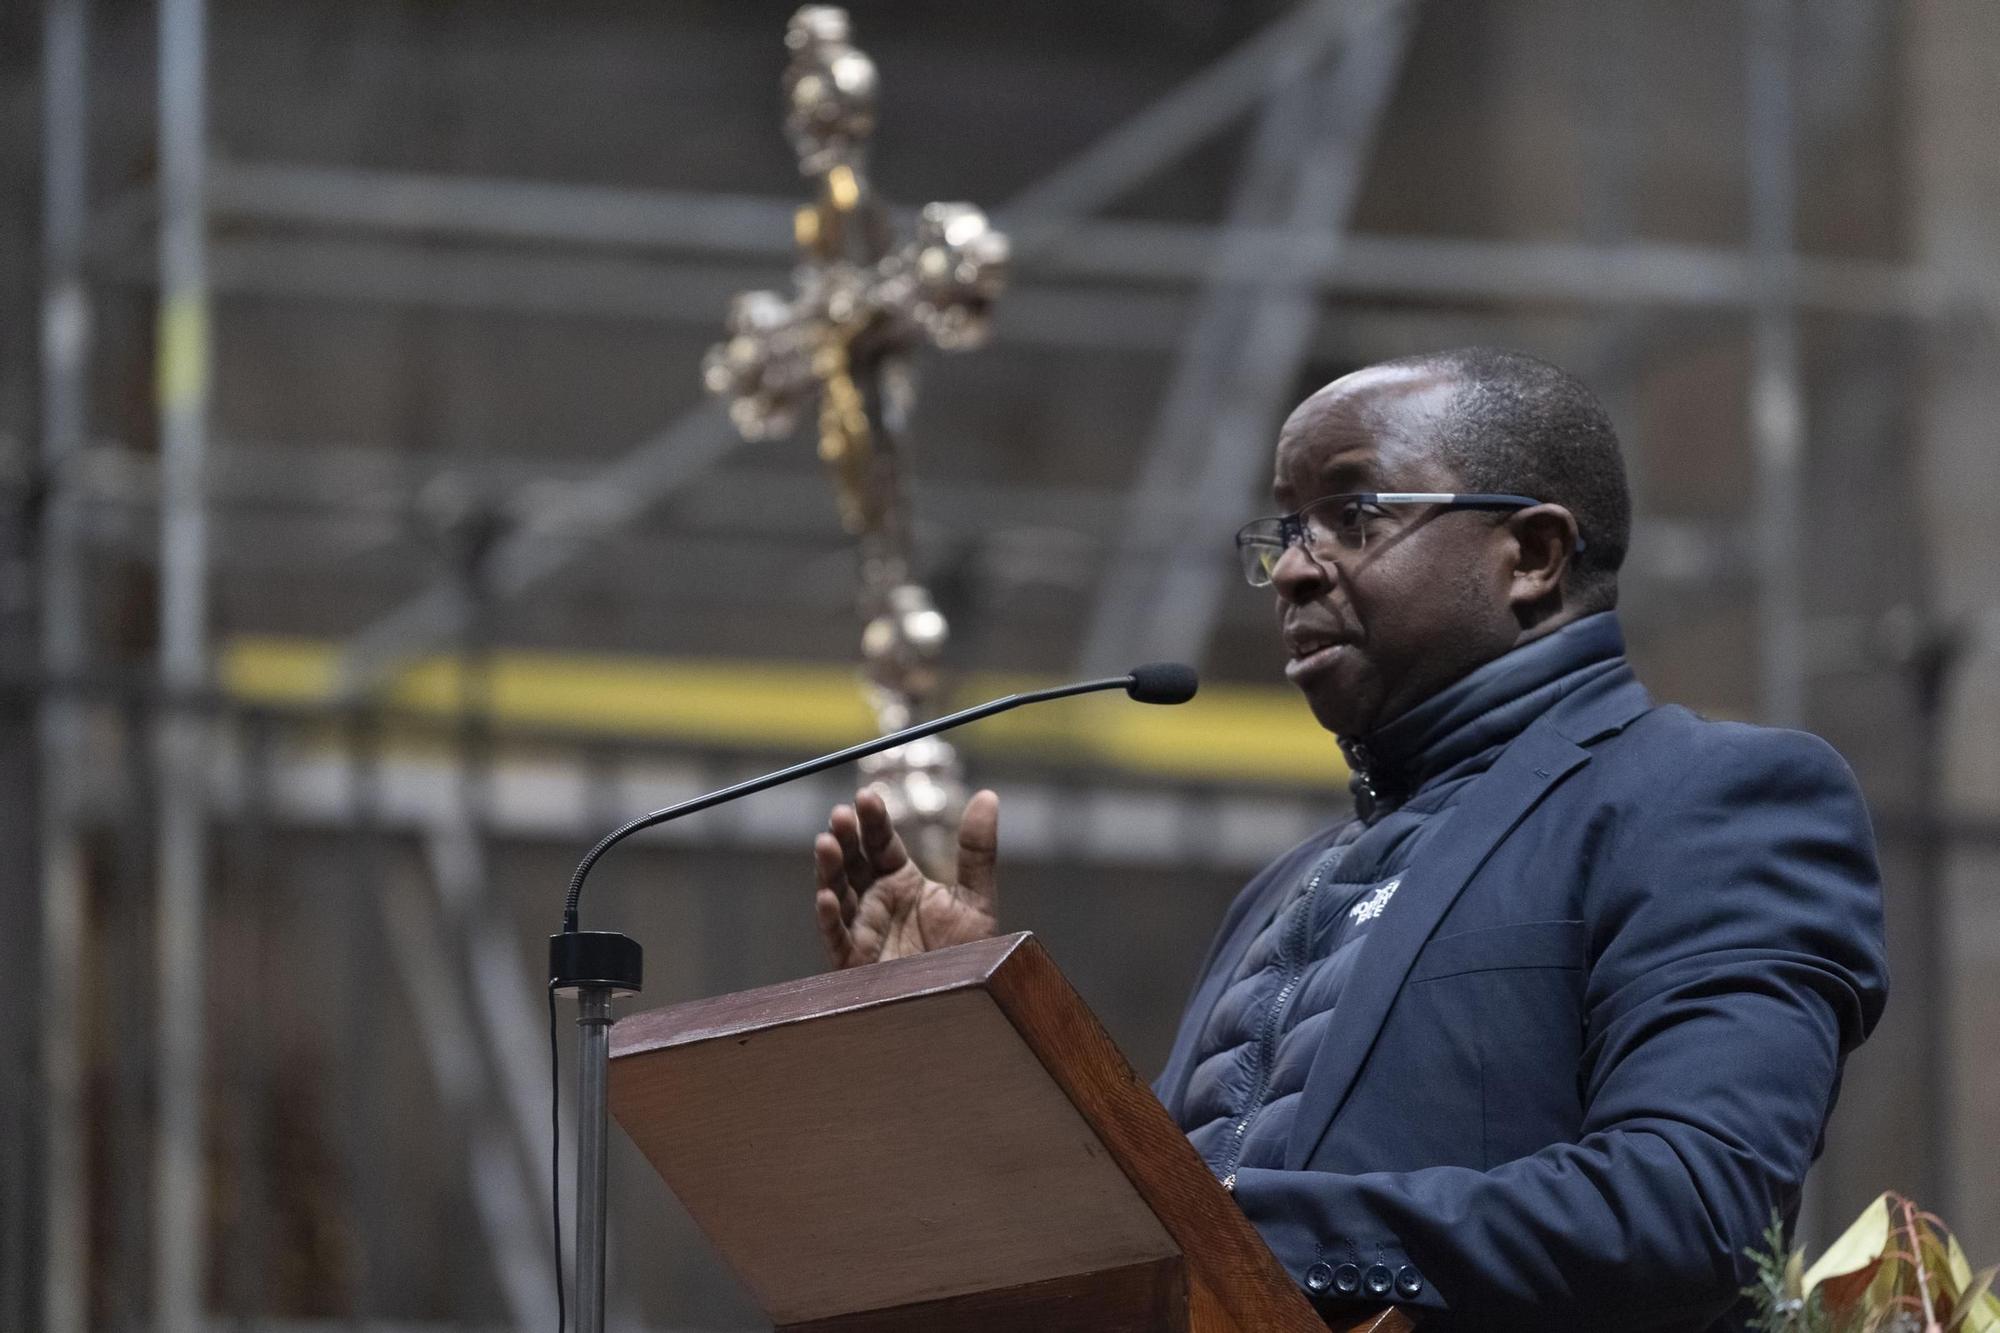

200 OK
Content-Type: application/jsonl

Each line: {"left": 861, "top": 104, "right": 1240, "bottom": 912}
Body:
{"left": 808, "top": 347, "right": 1888, "bottom": 1331}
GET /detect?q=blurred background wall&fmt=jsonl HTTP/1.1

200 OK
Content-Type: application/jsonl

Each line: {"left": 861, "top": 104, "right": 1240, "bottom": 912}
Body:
{"left": 1, "top": 0, "right": 1996, "bottom": 1328}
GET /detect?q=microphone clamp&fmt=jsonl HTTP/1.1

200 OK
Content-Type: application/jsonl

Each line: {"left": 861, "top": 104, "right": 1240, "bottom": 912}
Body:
{"left": 549, "top": 930, "right": 644, "bottom": 997}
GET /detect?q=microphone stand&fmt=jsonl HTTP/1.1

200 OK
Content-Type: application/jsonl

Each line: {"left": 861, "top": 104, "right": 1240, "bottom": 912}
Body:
{"left": 549, "top": 930, "right": 642, "bottom": 1333}
{"left": 575, "top": 985, "right": 612, "bottom": 1333}
{"left": 545, "top": 665, "right": 1191, "bottom": 1331}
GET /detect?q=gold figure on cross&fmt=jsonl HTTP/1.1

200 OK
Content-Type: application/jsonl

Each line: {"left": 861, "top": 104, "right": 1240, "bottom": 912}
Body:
{"left": 702, "top": 5, "right": 1009, "bottom": 872}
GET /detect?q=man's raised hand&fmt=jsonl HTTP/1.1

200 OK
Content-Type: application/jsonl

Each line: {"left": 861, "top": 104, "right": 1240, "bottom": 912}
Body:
{"left": 812, "top": 787, "right": 999, "bottom": 969}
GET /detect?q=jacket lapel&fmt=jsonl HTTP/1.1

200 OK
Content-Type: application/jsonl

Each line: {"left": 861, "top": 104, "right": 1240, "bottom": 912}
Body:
{"left": 1282, "top": 721, "right": 1590, "bottom": 1170}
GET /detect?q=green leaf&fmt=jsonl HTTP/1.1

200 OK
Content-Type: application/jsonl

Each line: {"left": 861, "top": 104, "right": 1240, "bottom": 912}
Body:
{"left": 1946, "top": 1267, "right": 1999, "bottom": 1333}
{"left": 1806, "top": 1194, "right": 1894, "bottom": 1298}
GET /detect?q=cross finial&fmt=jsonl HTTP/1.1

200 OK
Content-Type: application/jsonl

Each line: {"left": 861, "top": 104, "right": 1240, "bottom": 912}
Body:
{"left": 699, "top": 8, "right": 1009, "bottom": 875}
{"left": 702, "top": 7, "right": 1008, "bottom": 527}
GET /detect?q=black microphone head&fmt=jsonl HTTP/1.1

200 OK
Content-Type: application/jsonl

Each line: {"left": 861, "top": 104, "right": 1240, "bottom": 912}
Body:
{"left": 1126, "top": 662, "right": 1199, "bottom": 705}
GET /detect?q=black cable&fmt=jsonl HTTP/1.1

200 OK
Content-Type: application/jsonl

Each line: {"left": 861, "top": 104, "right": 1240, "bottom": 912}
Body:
{"left": 548, "top": 979, "right": 566, "bottom": 1333}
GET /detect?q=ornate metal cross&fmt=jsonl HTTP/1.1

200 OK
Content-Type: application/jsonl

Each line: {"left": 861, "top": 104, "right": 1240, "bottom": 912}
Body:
{"left": 703, "top": 5, "right": 1009, "bottom": 872}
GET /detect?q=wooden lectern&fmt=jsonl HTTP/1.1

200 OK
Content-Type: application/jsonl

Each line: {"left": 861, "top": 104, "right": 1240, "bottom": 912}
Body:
{"left": 610, "top": 932, "right": 1410, "bottom": 1332}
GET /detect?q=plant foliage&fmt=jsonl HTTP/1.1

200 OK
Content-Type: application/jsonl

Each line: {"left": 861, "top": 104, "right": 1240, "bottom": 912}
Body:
{"left": 1743, "top": 1194, "right": 1999, "bottom": 1333}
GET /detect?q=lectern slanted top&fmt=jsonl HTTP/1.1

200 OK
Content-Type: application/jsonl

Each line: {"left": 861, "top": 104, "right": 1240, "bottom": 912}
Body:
{"left": 608, "top": 932, "right": 1407, "bottom": 1333}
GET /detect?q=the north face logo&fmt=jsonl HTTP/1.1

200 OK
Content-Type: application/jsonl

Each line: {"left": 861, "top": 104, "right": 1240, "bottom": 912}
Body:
{"left": 1351, "top": 878, "right": 1401, "bottom": 924}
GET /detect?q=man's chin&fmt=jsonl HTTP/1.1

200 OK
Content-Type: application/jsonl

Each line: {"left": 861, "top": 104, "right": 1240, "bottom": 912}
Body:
{"left": 1290, "top": 666, "right": 1375, "bottom": 740}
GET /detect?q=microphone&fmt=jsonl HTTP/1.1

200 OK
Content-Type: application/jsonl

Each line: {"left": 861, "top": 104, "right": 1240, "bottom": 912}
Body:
{"left": 556, "top": 662, "right": 1198, "bottom": 934}
{"left": 1126, "top": 661, "right": 1198, "bottom": 706}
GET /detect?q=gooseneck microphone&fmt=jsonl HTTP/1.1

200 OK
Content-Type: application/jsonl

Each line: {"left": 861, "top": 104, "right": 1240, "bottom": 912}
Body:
{"left": 556, "top": 661, "right": 1197, "bottom": 935}
{"left": 542, "top": 661, "right": 1194, "bottom": 1333}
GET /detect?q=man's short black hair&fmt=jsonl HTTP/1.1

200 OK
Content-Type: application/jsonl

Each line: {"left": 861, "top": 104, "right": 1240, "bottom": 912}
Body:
{"left": 1388, "top": 346, "right": 1631, "bottom": 610}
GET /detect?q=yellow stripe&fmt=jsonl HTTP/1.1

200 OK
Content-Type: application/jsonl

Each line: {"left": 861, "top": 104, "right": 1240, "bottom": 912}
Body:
{"left": 156, "top": 296, "right": 209, "bottom": 410}
{"left": 220, "top": 637, "right": 1348, "bottom": 787}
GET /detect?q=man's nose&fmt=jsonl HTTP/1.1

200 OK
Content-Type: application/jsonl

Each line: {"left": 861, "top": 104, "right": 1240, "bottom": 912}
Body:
{"left": 1270, "top": 540, "right": 1330, "bottom": 601}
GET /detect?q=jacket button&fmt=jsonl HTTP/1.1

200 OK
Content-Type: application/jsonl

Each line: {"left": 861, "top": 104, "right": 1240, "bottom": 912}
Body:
{"left": 1396, "top": 1265, "right": 1424, "bottom": 1298}
{"left": 1304, "top": 1261, "right": 1335, "bottom": 1294}
{"left": 1333, "top": 1263, "right": 1362, "bottom": 1296}
{"left": 1363, "top": 1263, "right": 1394, "bottom": 1299}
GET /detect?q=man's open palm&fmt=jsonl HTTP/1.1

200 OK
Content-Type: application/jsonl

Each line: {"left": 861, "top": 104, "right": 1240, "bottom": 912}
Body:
{"left": 813, "top": 787, "right": 999, "bottom": 968}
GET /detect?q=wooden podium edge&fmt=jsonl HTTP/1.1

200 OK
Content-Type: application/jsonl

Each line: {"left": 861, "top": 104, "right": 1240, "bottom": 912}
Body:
{"left": 610, "top": 936, "right": 1019, "bottom": 1060}
{"left": 983, "top": 933, "right": 1357, "bottom": 1333}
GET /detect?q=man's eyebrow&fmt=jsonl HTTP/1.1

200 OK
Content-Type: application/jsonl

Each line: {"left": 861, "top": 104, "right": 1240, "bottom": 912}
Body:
{"left": 1320, "top": 461, "right": 1373, "bottom": 489}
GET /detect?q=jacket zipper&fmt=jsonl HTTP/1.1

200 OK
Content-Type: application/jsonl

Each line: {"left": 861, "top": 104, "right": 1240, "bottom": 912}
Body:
{"left": 1347, "top": 738, "right": 1384, "bottom": 818}
{"left": 1216, "top": 854, "right": 1333, "bottom": 1190}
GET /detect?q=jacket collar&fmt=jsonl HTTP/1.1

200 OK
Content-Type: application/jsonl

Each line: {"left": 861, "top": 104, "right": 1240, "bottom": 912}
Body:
{"left": 1340, "top": 612, "right": 1630, "bottom": 818}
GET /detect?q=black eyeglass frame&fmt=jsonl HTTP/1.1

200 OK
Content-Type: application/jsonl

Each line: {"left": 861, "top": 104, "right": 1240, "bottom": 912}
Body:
{"left": 1233, "top": 491, "right": 1583, "bottom": 587}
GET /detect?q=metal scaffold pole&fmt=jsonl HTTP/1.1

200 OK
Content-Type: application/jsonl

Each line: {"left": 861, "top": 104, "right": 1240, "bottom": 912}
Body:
{"left": 1746, "top": 0, "right": 1807, "bottom": 734}
{"left": 36, "top": 0, "right": 93, "bottom": 1329}
{"left": 153, "top": 0, "right": 215, "bottom": 1328}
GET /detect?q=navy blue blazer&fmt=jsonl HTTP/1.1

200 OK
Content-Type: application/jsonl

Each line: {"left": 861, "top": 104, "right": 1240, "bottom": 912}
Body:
{"left": 1153, "top": 662, "right": 1889, "bottom": 1331}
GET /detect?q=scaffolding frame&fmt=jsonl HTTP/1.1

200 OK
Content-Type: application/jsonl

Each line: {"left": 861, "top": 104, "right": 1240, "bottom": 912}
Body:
{"left": 21, "top": 0, "right": 1997, "bottom": 1326}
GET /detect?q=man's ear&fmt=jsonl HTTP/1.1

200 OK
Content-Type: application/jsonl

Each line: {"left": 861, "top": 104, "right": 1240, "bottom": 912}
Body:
{"left": 1506, "top": 504, "right": 1580, "bottom": 610}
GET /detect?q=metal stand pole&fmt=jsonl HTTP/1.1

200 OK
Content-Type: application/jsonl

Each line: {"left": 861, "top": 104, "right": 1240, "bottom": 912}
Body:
{"left": 549, "top": 930, "right": 641, "bottom": 1333}
{"left": 573, "top": 985, "right": 613, "bottom": 1333}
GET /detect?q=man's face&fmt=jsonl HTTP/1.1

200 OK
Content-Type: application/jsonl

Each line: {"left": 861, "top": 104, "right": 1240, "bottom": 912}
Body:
{"left": 1269, "top": 365, "right": 1523, "bottom": 739}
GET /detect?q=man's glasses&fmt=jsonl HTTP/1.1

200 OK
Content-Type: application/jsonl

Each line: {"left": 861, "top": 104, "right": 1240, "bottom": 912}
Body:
{"left": 1234, "top": 492, "right": 1564, "bottom": 587}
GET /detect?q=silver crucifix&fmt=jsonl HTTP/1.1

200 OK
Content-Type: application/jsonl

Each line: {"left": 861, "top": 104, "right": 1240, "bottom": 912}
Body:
{"left": 702, "top": 5, "right": 1009, "bottom": 875}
